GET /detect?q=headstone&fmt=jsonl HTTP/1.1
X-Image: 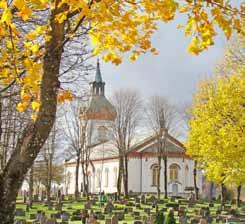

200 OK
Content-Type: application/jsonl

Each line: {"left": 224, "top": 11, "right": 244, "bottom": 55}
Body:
{"left": 33, "top": 194, "right": 39, "bottom": 202}
{"left": 45, "top": 216, "right": 56, "bottom": 224}
{"left": 15, "top": 208, "right": 25, "bottom": 217}
{"left": 29, "top": 214, "right": 36, "bottom": 220}
{"left": 84, "top": 201, "right": 92, "bottom": 210}
{"left": 141, "top": 194, "right": 146, "bottom": 204}
{"left": 144, "top": 208, "right": 151, "bottom": 215}
{"left": 105, "top": 219, "right": 111, "bottom": 224}
{"left": 54, "top": 212, "right": 61, "bottom": 219}
{"left": 125, "top": 207, "right": 133, "bottom": 213}
{"left": 111, "top": 215, "right": 118, "bottom": 224}
{"left": 105, "top": 201, "right": 114, "bottom": 214}
{"left": 61, "top": 212, "right": 70, "bottom": 222}
{"left": 134, "top": 221, "right": 142, "bottom": 224}
{"left": 135, "top": 197, "right": 140, "bottom": 203}
{"left": 136, "top": 203, "right": 141, "bottom": 209}
{"left": 133, "top": 211, "right": 140, "bottom": 217}
{"left": 149, "top": 195, "right": 157, "bottom": 203}
{"left": 14, "top": 219, "right": 26, "bottom": 224}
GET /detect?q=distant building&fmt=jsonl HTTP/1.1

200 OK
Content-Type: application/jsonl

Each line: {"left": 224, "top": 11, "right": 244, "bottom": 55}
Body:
{"left": 64, "top": 61, "right": 203, "bottom": 196}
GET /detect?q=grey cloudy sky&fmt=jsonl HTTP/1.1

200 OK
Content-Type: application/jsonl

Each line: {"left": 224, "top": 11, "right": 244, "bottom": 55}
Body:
{"left": 97, "top": 16, "right": 227, "bottom": 106}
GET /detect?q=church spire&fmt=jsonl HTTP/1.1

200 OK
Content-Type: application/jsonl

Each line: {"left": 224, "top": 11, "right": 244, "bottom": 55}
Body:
{"left": 95, "top": 58, "right": 103, "bottom": 83}
{"left": 90, "top": 59, "right": 105, "bottom": 96}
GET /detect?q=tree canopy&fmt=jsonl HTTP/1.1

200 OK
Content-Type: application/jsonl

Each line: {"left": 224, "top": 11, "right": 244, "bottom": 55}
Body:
{"left": 0, "top": 0, "right": 243, "bottom": 114}
{"left": 186, "top": 37, "right": 245, "bottom": 186}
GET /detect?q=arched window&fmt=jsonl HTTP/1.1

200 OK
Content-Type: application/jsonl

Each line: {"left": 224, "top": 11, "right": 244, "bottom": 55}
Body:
{"left": 169, "top": 164, "right": 180, "bottom": 181}
{"left": 104, "top": 168, "right": 109, "bottom": 187}
{"left": 98, "top": 126, "right": 107, "bottom": 142}
{"left": 185, "top": 165, "right": 189, "bottom": 186}
{"left": 96, "top": 168, "right": 101, "bottom": 188}
{"left": 151, "top": 164, "right": 159, "bottom": 186}
{"left": 113, "top": 167, "right": 117, "bottom": 187}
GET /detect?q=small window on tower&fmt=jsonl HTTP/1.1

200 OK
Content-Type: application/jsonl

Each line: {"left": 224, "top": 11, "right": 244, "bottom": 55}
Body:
{"left": 98, "top": 126, "right": 107, "bottom": 142}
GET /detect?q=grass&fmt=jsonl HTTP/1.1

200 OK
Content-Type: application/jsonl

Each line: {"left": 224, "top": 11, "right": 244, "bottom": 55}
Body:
{"left": 15, "top": 196, "right": 245, "bottom": 224}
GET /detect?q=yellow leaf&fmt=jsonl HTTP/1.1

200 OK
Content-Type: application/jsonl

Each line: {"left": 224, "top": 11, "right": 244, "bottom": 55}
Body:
{"left": 31, "top": 101, "right": 40, "bottom": 111}
{"left": 1, "top": 9, "right": 12, "bottom": 24}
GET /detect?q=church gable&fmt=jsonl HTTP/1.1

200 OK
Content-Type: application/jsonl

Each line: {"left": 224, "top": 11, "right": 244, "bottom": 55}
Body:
{"left": 128, "top": 134, "right": 185, "bottom": 156}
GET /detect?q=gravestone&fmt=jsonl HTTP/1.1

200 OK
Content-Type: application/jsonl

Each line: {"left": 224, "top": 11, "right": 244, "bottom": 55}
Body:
{"left": 105, "top": 219, "right": 111, "bottom": 224}
{"left": 15, "top": 208, "right": 25, "bottom": 217}
{"left": 55, "top": 202, "right": 62, "bottom": 211}
{"left": 149, "top": 195, "right": 157, "bottom": 203}
{"left": 29, "top": 214, "right": 36, "bottom": 220}
{"left": 54, "top": 212, "right": 61, "bottom": 219}
{"left": 84, "top": 200, "right": 92, "bottom": 210}
{"left": 133, "top": 211, "right": 140, "bottom": 217}
{"left": 136, "top": 203, "right": 141, "bottom": 209}
{"left": 144, "top": 208, "right": 151, "bottom": 215}
{"left": 135, "top": 197, "right": 140, "bottom": 203}
{"left": 111, "top": 215, "right": 118, "bottom": 224}
{"left": 33, "top": 194, "right": 39, "bottom": 202}
{"left": 141, "top": 194, "right": 146, "bottom": 204}
{"left": 46, "top": 216, "right": 56, "bottom": 224}
{"left": 134, "top": 216, "right": 141, "bottom": 220}
{"left": 125, "top": 207, "right": 133, "bottom": 213}
{"left": 61, "top": 212, "right": 70, "bottom": 222}
{"left": 105, "top": 201, "right": 114, "bottom": 214}
{"left": 14, "top": 219, "right": 26, "bottom": 224}
{"left": 126, "top": 201, "right": 134, "bottom": 207}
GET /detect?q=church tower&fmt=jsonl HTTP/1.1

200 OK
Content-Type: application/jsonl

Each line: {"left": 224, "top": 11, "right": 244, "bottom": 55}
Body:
{"left": 82, "top": 60, "right": 117, "bottom": 146}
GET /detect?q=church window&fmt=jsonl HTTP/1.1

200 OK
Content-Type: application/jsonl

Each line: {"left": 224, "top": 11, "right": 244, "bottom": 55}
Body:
{"left": 151, "top": 164, "right": 159, "bottom": 186}
{"left": 96, "top": 169, "right": 101, "bottom": 188}
{"left": 113, "top": 167, "right": 117, "bottom": 187}
{"left": 98, "top": 126, "right": 107, "bottom": 142}
{"left": 185, "top": 165, "right": 189, "bottom": 186}
{"left": 169, "top": 164, "right": 180, "bottom": 181}
{"left": 104, "top": 168, "right": 109, "bottom": 187}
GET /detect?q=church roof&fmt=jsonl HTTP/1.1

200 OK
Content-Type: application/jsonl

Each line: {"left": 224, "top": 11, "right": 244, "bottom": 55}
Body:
{"left": 64, "top": 134, "right": 189, "bottom": 165}
{"left": 128, "top": 133, "right": 186, "bottom": 157}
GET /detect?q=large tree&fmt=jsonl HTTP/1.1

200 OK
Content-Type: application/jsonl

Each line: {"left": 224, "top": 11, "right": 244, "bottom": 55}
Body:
{"left": 111, "top": 88, "right": 142, "bottom": 197}
{"left": 62, "top": 99, "right": 89, "bottom": 200}
{"left": 186, "top": 36, "right": 245, "bottom": 207}
{"left": 186, "top": 73, "right": 245, "bottom": 207}
{"left": 0, "top": 0, "right": 243, "bottom": 222}
{"left": 146, "top": 95, "right": 178, "bottom": 199}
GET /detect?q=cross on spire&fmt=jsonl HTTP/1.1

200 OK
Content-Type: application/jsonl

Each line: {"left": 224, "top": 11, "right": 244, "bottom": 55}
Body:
{"left": 95, "top": 58, "right": 103, "bottom": 83}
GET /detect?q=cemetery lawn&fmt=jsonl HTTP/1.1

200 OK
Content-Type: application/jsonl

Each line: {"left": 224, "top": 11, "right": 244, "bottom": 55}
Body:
{"left": 15, "top": 196, "right": 245, "bottom": 224}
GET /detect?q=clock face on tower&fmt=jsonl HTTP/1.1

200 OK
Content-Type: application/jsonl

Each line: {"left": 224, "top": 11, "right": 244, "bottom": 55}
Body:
{"left": 97, "top": 125, "right": 108, "bottom": 142}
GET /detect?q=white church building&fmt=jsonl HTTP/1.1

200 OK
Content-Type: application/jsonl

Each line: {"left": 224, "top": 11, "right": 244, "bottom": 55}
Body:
{"left": 64, "top": 61, "right": 203, "bottom": 197}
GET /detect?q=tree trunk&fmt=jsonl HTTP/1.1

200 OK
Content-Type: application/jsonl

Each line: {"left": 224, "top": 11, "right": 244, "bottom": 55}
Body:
{"left": 75, "top": 154, "right": 80, "bottom": 201}
{"left": 209, "top": 182, "right": 214, "bottom": 201}
{"left": 28, "top": 167, "right": 34, "bottom": 208}
{"left": 85, "top": 162, "right": 89, "bottom": 200}
{"left": 0, "top": 5, "right": 65, "bottom": 223}
{"left": 236, "top": 185, "right": 241, "bottom": 208}
{"left": 117, "top": 155, "right": 124, "bottom": 198}
{"left": 163, "top": 157, "right": 167, "bottom": 199}
{"left": 123, "top": 154, "right": 128, "bottom": 198}
{"left": 221, "top": 183, "right": 226, "bottom": 209}
{"left": 157, "top": 154, "right": 161, "bottom": 200}
{"left": 0, "top": 98, "right": 2, "bottom": 170}
{"left": 193, "top": 160, "right": 199, "bottom": 200}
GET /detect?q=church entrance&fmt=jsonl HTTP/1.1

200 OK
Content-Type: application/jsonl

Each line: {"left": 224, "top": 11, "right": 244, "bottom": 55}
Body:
{"left": 172, "top": 183, "right": 178, "bottom": 196}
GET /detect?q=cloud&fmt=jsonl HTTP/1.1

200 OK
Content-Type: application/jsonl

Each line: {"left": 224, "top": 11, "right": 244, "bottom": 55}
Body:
{"left": 99, "top": 17, "right": 226, "bottom": 105}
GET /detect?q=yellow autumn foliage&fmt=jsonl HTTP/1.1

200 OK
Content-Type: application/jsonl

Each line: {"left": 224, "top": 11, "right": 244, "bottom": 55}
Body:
{"left": 0, "top": 0, "right": 243, "bottom": 115}
{"left": 186, "top": 71, "right": 245, "bottom": 185}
